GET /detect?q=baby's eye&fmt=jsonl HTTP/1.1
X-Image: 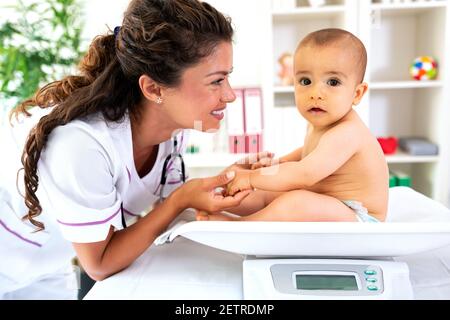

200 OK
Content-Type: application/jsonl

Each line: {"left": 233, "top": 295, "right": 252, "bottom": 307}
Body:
{"left": 299, "top": 78, "right": 311, "bottom": 86}
{"left": 327, "top": 78, "right": 341, "bottom": 86}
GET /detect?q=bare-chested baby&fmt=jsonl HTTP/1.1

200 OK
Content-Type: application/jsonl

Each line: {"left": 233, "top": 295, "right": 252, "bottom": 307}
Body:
{"left": 197, "top": 28, "right": 389, "bottom": 223}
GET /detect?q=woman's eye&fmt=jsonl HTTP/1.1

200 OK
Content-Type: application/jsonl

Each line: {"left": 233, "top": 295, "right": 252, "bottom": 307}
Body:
{"left": 299, "top": 78, "right": 311, "bottom": 86}
{"left": 212, "top": 78, "right": 225, "bottom": 85}
{"left": 327, "top": 79, "right": 341, "bottom": 86}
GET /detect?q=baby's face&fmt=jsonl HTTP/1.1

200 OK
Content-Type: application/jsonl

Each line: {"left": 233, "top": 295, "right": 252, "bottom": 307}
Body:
{"left": 293, "top": 44, "right": 366, "bottom": 128}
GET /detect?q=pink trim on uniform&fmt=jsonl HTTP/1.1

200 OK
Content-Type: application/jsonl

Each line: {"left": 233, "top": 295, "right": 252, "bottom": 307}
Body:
{"left": 0, "top": 219, "right": 42, "bottom": 248}
{"left": 57, "top": 206, "right": 121, "bottom": 227}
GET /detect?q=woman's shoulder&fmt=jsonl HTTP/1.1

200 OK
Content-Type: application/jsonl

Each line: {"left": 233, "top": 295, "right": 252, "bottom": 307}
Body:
{"left": 44, "top": 114, "right": 131, "bottom": 174}
{"left": 51, "top": 114, "right": 129, "bottom": 149}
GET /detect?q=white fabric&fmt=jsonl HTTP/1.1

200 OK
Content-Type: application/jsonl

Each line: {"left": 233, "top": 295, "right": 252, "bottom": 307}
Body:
{"left": 387, "top": 187, "right": 450, "bottom": 222}
{"left": 85, "top": 237, "right": 244, "bottom": 300}
{"left": 0, "top": 263, "right": 78, "bottom": 300}
{"left": 0, "top": 108, "right": 189, "bottom": 296}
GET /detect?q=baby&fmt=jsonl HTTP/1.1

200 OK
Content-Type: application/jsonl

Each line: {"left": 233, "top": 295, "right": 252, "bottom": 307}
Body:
{"left": 197, "top": 28, "right": 389, "bottom": 223}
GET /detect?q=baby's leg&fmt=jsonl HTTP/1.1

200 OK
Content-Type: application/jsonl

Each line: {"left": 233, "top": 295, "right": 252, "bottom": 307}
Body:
{"left": 199, "top": 190, "right": 358, "bottom": 222}
{"left": 223, "top": 190, "right": 285, "bottom": 217}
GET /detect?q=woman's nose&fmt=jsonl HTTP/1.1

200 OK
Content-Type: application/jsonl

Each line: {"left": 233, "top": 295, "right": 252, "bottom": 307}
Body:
{"left": 222, "top": 82, "right": 236, "bottom": 103}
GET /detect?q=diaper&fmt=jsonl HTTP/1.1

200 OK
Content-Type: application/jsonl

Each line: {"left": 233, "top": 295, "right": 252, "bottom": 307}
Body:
{"left": 342, "top": 200, "right": 379, "bottom": 223}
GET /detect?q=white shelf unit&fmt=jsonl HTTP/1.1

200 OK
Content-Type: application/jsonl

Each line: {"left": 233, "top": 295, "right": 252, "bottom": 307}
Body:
{"left": 262, "top": 0, "right": 449, "bottom": 205}
{"left": 359, "top": 0, "right": 449, "bottom": 204}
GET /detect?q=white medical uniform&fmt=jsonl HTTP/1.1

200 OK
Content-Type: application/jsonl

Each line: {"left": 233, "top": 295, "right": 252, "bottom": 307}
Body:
{"left": 0, "top": 108, "right": 188, "bottom": 299}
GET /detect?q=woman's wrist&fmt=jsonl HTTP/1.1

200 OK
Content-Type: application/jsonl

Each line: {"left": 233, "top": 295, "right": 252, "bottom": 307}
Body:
{"left": 169, "top": 184, "right": 189, "bottom": 212}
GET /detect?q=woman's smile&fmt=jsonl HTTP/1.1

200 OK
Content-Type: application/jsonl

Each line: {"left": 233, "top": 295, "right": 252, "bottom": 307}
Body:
{"left": 210, "top": 107, "right": 226, "bottom": 120}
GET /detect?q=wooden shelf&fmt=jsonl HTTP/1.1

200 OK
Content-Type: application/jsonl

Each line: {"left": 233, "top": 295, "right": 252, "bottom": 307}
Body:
{"left": 371, "top": 1, "right": 447, "bottom": 16}
{"left": 385, "top": 151, "right": 440, "bottom": 164}
{"left": 275, "top": 81, "right": 444, "bottom": 93}
{"left": 272, "top": 5, "right": 346, "bottom": 20}
{"left": 184, "top": 153, "right": 246, "bottom": 168}
{"left": 370, "top": 81, "right": 444, "bottom": 90}
{"left": 185, "top": 151, "right": 439, "bottom": 168}
{"left": 274, "top": 86, "right": 295, "bottom": 93}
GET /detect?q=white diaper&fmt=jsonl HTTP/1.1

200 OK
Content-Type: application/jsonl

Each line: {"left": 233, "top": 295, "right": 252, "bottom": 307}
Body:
{"left": 342, "top": 200, "right": 380, "bottom": 223}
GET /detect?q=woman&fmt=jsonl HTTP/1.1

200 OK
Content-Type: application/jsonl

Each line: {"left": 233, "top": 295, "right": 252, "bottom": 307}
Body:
{"left": 0, "top": 0, "right": 264, "bottom": 299}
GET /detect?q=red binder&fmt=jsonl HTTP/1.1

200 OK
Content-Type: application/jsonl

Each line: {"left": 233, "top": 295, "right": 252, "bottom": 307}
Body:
{"left": 227, "top": 89, "right": 246, "bottom": 154}
{"left": 227, "top": 88, "right": 264, "bottom": 154}
{"left": 243, "top": 88, "right": 263, "bottom": 154}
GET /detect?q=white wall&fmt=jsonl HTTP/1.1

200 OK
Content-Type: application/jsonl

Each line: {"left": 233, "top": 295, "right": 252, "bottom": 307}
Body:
{"left": 82, "top": 0, "right": 129, "bottom": 44}
{"left": 82, "top": 0, "right": 268, "bottom": 88}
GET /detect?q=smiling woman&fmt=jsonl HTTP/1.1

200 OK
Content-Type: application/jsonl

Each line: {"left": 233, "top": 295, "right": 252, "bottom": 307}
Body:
{"left": 0, "top": 0, "right": 254, "bottom": 300}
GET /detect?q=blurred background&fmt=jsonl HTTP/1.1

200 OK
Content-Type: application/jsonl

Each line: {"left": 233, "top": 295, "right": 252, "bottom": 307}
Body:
{"left": 1, "top": 0, "right": 449, "bottom": 208}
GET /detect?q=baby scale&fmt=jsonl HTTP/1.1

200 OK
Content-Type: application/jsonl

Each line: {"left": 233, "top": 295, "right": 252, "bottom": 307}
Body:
{"left": 157, "top": 220, "right": 450, "bottom": 300}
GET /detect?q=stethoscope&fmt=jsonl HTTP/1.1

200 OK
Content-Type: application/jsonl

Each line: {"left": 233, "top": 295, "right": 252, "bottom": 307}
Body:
{"left": 159, "top": 136, "right": 186, "bottom": 202}
{"left": 121, "top": 135, "right": 186, "bottom": 228}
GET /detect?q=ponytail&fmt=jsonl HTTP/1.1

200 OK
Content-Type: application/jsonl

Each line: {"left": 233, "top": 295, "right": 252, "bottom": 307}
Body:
{"left": 15, "top": 34, "right": 141, "bottom": 230}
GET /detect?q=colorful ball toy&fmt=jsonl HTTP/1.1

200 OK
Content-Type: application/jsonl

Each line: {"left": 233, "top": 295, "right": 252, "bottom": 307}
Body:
{"left": 410, "top": 56, "right": 438, "bottom": 81}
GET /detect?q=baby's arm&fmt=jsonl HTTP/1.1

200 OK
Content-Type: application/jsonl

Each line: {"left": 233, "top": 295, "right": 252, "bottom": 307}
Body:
{"left": 251, "top": 147, "right": 303, "bottom": 170}
{"left": 237, "top": 122, "right": 361, "bottom": 193}
{"left": 279, "top": 146, "right": 303, "bottom": 163}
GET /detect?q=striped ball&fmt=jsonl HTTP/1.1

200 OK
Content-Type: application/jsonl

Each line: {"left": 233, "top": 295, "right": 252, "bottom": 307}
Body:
{"left": 410, "top": 56, "right": 438, "bottom": 81}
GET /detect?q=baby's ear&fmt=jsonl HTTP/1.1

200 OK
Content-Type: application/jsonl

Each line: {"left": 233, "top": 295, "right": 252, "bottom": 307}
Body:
{"left": 352, "top": 82, "right": 369, "bottom": 106}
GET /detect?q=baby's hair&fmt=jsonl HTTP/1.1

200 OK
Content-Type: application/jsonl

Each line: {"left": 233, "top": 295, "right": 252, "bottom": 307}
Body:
{"left": 297, "top": 28, "right": 367, "bottom": 83}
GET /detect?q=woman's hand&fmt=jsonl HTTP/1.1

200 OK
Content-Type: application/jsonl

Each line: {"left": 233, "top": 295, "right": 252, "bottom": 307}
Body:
{"left": 172, "top": 171, "right": 252, "bottom": 213}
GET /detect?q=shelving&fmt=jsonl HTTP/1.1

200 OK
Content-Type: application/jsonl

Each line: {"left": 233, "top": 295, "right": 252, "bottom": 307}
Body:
{"left": 264, "top": 0, "right": 449, "bottom": 204}
{"left": 360, "top": 0, "right": 449, "bottom": 203}
{"left": 272, "top": 5, "right": 346, "bottom": 18}
{"left": 371, "top": 1, "right": 447, "bottom": 14}
{"left": 370, "top": 81, "right": 444, "bottom": 90}
{"left": 187, "top": 0, "right": 449, "bottom": 206}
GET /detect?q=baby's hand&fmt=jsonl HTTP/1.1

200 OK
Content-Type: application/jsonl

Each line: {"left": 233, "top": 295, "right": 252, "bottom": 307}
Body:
{"left": 229, "top": 151, "right": 275, "bottom": 171}
{"left": 250, "top": 156, "right": 281, "bottom": 170}
{"left": 226, "top": 170, "right": 253, "bottom": 196}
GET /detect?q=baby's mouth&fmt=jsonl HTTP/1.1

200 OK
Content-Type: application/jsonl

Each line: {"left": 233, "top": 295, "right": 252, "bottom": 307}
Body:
{"left": 308, "top": 107, "right": 326, "bottom": 113}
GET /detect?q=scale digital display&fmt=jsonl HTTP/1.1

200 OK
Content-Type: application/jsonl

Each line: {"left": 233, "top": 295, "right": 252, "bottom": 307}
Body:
{"left": 295, "top": 274, "right": 359, "bottom": 291}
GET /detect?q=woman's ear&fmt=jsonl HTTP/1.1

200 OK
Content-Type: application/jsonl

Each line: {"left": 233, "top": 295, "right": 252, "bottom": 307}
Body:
{"left": 138, "top": 75, "right": 163, "bottom": 104}
{"left": 352, "top": 82, "right": 369, "bottom": 106}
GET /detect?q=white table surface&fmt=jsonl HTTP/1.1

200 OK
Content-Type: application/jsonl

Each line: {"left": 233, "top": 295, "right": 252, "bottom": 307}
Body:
{"left": 85, "top": 236, "right": 450, "bottom": 300}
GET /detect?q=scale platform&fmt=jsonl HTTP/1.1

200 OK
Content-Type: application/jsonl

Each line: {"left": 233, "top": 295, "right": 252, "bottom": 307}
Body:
{"left": 161, "top": 221, "right": 450, "bottom": 257}
{"left": 155, "top": 187, "right": 450, "bottom": 299}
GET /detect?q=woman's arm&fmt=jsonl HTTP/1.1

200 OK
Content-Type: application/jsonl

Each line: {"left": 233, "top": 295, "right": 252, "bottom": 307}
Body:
{"left": 72, "top": 173, "right": 251, "bottom": 281}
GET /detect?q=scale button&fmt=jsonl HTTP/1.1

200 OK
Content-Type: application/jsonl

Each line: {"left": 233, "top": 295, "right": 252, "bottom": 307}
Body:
{"left": 366, "top": 278, "right": 377, "bottom": 283}
{"left": 367, "top": 285, "right": 379, "bottom": 291}
{"left": 364, "top": 270, "right": 377, "bottom": 276}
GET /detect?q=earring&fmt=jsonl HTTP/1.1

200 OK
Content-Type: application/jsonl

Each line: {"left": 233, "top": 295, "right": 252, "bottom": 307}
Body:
{"left": 156, "top": 97, "right": 163, "bottom": 104}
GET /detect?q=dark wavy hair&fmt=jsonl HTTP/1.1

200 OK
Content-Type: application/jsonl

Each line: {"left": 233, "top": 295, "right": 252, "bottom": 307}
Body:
{"left": 10, "top": 0, "right": 234, "bottom": 231}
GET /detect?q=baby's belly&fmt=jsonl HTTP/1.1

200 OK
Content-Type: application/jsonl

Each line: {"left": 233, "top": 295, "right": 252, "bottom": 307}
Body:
{"left": 305, "top": 177, "right": 387, "bottom": 220}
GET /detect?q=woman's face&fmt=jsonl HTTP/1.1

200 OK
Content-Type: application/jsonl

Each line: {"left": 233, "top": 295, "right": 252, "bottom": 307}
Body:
{"left": 163, "top": 41, "right": 236, "bottom": 132}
